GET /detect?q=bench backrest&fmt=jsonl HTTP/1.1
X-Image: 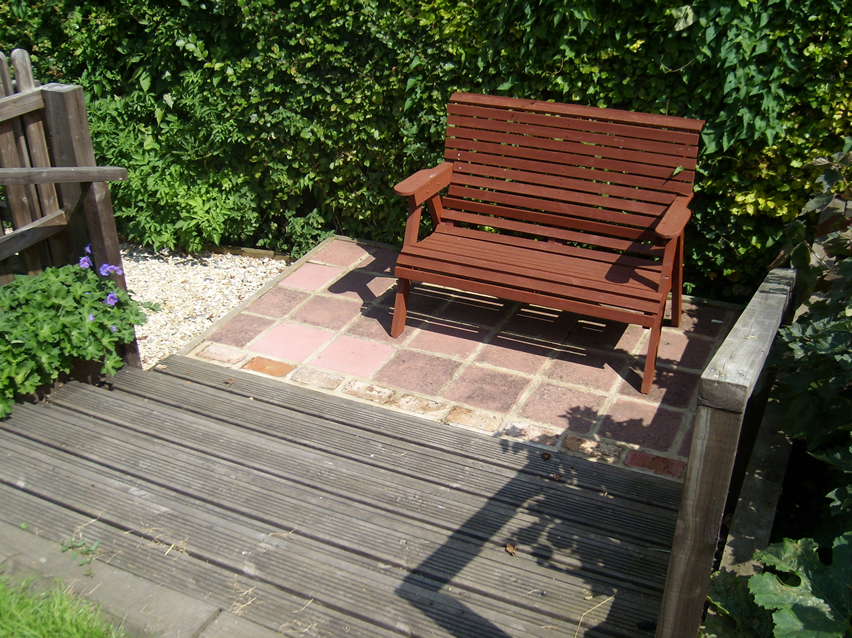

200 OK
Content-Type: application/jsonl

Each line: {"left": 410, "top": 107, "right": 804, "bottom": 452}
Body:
{"left": 440, "top": 92, "right": 704, "bottom": 256}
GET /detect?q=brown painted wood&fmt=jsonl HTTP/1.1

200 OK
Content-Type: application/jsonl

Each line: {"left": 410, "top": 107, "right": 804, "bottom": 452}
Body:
{"left": 447, "top": 102, "right": 701, "bottom": 146}
{"left": 451, "top": 91, "right": 705, "bottom": 132}
{"left": 393, "top": 93, "right": 703, "bottom": 393}
{"left": 445, "top": 139, "right": 697, "bottom": 191}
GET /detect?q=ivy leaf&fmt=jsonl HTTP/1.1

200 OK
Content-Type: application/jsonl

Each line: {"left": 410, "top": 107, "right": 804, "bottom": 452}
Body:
{"left": 749, "top": 534, "right": 852, "bottom": 637}
{"left": 672, "top": 6, "right": 695, "bottom": 31}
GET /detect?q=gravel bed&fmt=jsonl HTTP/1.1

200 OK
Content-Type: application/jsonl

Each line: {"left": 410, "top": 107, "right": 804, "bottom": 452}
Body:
{"left": 121, "top": 245, "right": 290, "bottom": 369}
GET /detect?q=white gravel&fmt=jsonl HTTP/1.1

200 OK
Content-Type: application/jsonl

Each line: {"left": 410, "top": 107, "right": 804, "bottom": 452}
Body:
{"left": 121, "top": 245, "right": 290, "bottom": 369}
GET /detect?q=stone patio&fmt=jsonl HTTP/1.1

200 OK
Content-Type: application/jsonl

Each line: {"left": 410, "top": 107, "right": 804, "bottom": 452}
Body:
{"left": 181, "top": 237, "right": 739, "bottom": 480}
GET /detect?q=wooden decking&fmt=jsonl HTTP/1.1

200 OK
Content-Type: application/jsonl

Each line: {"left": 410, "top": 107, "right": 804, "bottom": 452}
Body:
{"left": 0, "top": 356, "right": 681, "bottom": 637}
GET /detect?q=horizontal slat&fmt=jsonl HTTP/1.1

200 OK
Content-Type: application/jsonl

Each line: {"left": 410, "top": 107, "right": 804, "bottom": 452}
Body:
{"left": 453, "top": 172, "right": 666, "bottom": 217}
{"left": 446, "top": 138, "right": 696, "bottom": 191}
{"left": 448, "top": 123, "right": 697, "bottom": 172}
{"left": 450, "top": 92, "right": 705, "bottom": 132}
{"left": 400, "top": 239, "right": 663, "bottom": 313}
{"left": 441, "top": 196, "right": 660, "bottom": 245}
{"left": 448, "top": 102, "right": 701, "bottom": 147}
{"left": 448, "top": 184, "right": 657, "bottom": 229}
{"left": 440, "top": 209, "right": 664, "bottom": 261}
{"left": 448, "top": 112, "right": 699, "bottom": 160}
{"left": 0, "top": 207, "right": 66, "bottom": 261}
{"left": 445, "top": 144, "right": 692, "bottom": 203}
{"left": 0, "top": 89, "right": 43, "bottom": 123}
{"left": 0, "top": 166, "right": 128, "bottom": 184}
{"left": 453, "top": 162, "right": 675, "bottom": 210}
{"left": 396, "top": 265, "right": 658, "bottom": 328}
{"left": 412, "top": 234, "right": 662, "bottom": 297}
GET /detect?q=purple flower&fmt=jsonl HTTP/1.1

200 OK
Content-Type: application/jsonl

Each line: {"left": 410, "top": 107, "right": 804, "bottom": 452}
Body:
{"left": 78, "top": 255, "right": 92, "bottom": 269}
{"left": 84, "top": 243, "right": 92, "bottom": 254}
{"left": 109, "top": 326, "right": 117, "bottom": 332}
{"left": 99, "top": 263, "right": 124, "bottom": 277}
{"left": 88, "top": 313, "right": 95, "bottom": 322}
{"left": 104, "top": 292, "right": 119, "bottom": 306}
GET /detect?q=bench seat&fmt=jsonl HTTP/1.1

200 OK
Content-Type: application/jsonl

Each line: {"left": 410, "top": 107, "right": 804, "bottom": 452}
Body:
{"left": 390, "top": 93, "right": 704, "bottom": 393}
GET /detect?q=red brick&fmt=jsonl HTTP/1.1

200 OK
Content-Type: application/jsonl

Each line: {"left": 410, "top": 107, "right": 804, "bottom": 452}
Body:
{"left": 624, "top": 450, "right": 686, "bottom": 479}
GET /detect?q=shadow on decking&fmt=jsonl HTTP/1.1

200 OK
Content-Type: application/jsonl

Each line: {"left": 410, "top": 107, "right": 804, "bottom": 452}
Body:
{"left": 397, "top": 405, "right": 672, "bottom": 637}
{"left": 0, "top": 357, "right": 680, "bottom": 636}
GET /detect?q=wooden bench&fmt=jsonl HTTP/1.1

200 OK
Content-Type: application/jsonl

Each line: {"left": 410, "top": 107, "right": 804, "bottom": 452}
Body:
{"left": 391, "top": 92, "right": 704, "bottom": 393}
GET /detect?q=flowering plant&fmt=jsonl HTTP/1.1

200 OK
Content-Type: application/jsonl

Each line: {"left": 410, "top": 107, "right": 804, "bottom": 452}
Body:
{"left": 0, "top": 251, "right": 158, "bottom": 418}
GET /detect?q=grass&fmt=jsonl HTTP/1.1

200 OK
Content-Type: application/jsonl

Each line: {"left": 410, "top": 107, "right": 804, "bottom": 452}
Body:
{"left": 0, "top": 576, "right": 126, "bottom": 638}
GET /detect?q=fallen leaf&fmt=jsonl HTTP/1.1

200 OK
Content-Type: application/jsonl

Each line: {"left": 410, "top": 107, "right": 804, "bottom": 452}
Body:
{"left": 224, "top": 378, "right": 235, "bottom": 386}
{"left": 540, "top": 452, "right": 551, "bottom": 460}
{"left": 505, "top": 543, "right": 516, "bottom": 556}
{"left": 552, "top": 473, "right": 563, "bottom": 481}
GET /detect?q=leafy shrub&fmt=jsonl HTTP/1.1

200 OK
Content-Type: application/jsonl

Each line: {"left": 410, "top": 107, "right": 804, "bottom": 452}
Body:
{"left": 1, "top": 0, "right": 849, "bottom": 299}
{"left": 703, "top": 143, "right": 852, "bottom": 637}
{"left": 0, "top": 257, "right": 157, "bottom": 418}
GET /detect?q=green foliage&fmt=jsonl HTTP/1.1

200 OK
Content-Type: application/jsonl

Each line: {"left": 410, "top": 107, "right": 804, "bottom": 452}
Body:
{"left": 1, "top": 0, "right": 849, "bottom": 294}
{"left": 749, "top": 534, "right": 852, "bottom": 637}
{"left": 0, "top": 262, "right": 156, "bottom": 419}
{"left": 0, "top": 576, "right": 126, "bottom": 638}
{"left": 704, "top": 569, "right": 775, "bottom": 637}
{"left": 706, "top": 144, "right": 852, "bottom": 638}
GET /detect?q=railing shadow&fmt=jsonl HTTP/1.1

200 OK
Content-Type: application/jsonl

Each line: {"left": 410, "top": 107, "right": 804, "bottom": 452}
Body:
{"left": 395, "top": 405, "right": 673, "bottom": 635}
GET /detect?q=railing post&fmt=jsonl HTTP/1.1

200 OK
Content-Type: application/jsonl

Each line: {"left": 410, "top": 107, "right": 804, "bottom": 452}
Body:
{"left": 656, "top": 268, "right": 796, "bottom": 638}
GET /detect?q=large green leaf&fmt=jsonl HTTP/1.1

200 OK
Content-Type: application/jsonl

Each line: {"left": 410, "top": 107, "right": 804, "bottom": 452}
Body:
{"left": 749, "top": 534, "right": 852, "bottom": 637}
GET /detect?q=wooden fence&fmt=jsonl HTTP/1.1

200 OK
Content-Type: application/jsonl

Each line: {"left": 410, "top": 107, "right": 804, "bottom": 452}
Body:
{"left": 656, "top": 267, "right": 797, "bottom": 637}
{"left": 0, "top": 49, "right": 138, "bottom": 365}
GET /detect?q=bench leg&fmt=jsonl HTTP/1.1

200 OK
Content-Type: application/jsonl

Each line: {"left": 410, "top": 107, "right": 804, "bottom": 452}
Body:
{"left": 641, "top": 321, "right": 663, "bottom": 394}
{"left": 670, "top": 234, "right": 684, "bottom": 328}
{"left": 390, "top": 278, "right": 411, "bottom": 338}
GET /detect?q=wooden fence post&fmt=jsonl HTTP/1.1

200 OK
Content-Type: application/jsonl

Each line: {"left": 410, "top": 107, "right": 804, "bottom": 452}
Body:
{"left": 656, "top": 268, "right": 797, "bottom": 638}
{"left": 40, "top": 83, "right": 141, "bottom": 367}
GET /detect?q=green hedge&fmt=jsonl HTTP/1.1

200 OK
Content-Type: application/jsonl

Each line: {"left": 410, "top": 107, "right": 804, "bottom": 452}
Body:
{"left": 1, "top": 0, "right": 849, "bottom": 299}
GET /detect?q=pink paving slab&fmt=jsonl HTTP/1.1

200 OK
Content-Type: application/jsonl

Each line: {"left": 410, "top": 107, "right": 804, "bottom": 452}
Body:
{"left": 279, "top": 262, "right": 343, "bottom": 291}
{"left": 249, "top": 322, "right": 334, "bottom": 362}
{"left": 307, "top": 335, "right": 396, "bottom": 377}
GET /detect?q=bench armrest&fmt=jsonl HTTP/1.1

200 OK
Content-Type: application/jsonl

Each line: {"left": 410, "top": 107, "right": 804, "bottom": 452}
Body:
{"left": 394, "top": 162, "right": 453, "bottom": 206}
{"left": 655, "top": 196, "right": 693, "bottom": 239}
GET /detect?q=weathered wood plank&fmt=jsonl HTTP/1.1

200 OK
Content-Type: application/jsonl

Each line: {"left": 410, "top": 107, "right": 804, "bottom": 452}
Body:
{"left": 0, "top": 54, "right": 42, "bottom": 274}
{"left": 148, "top": 356, "right": 684, "bottom": 510}
{"left": 0, "top": 86, "right": 44, "bottom": 123}
{"left": 656, "top": 268, "right": 797, "bottom": 638}
{"left": 0, "top": 166, "right": 128, "bottom": 185}
{"left": 11, "top": 50, "right": 68, "bottom": 267}
{"left": 3, "top": 402, "right": 662, "bottom": 635}
{"left": 47, "top": 383, "right": 674, "bottom": 590}
{"left": 91, "top": 377, "right": 676, "bottom": 546}
{"left": 0, "top": 485, "right": 404, "bottom": 637}
{"left": 699, "top": 269, "right": 796, "bottom": 412}
{"left": 0, "top": 207, "right": 66, "bottom": 261}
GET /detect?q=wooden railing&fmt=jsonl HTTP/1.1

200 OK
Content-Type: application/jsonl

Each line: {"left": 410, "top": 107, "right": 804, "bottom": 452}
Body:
{"left": 0, "top": 49, "right": 138, "bottom": 365}
{"left": 656, "top": 268, "right": 797, "bottom": 637}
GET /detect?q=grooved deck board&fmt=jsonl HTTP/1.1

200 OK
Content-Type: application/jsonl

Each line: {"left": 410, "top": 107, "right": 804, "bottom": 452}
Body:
{"left": 0, "top": 358, "right": 681, "bottom": 636}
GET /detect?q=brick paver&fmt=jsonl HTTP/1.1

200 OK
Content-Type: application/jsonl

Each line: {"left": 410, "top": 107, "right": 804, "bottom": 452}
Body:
{"left": 184, "top": 237, "right": 739, "bottom": 481}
